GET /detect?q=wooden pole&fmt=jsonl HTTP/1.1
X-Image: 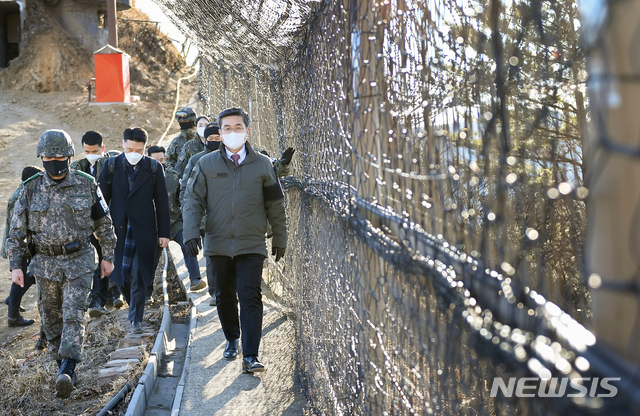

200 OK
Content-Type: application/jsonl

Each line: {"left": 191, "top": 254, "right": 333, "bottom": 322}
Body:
{"left": 584, "top": 0, "right": 640, "bottom": 364}
{"left": 107, "top": 0, "right": 118, "bottom": 48}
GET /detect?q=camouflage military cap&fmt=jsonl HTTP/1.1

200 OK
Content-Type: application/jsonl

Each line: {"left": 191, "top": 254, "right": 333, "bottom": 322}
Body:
{"left": 36, "top": 129, "right": 75, "bottom": 157}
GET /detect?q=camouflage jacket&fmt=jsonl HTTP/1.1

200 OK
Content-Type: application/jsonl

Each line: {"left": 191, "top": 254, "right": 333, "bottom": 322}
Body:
{"left": 69, "top": 156, "right": 106, "bottom": 179}
{"left": 69, "top": 151, "right": 120, "bottom": 179}
{"left": 175, "top": 136, "right": 204, "bottom": 178}
{"left": 165, "top": 129, "right": 198, "bottom": 172}
{"left": 1, "top": 184, "right": 22, "bottom": 259}
{"left": 255, "top": 147, "right": 290, "bottom": 178}
{"left": 6, "top": 171, "right": 116, "bottom": 281}
{"left": 180, "top": 146, "right": 215, "bottom": 204}
{"left": 165, "top": 166, "right": 183, "bottom": 240}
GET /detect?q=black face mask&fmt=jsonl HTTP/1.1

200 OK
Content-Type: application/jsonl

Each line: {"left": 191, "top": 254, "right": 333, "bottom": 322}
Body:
{"left": 43, "top": 159, "right": 69, "bottom": 177}
{"left": 205, "top": 141, "right": 220, "bottom": 152}
{"left": 179, "top": 121, "right": 195, "bottom": 130}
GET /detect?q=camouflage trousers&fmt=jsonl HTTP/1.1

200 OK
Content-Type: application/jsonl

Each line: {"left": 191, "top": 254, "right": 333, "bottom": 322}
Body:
{"left": 37, "top": 272, "right": 93, "bottom": 362}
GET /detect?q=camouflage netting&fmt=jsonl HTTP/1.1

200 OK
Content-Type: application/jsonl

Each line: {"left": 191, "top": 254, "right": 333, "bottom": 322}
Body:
{"left": 153, "top": 0, "right": 639, "bottom": 414}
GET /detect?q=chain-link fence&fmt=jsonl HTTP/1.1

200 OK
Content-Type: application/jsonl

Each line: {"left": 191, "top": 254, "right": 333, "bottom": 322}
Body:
{"left": 151, "top": 0, "right": 640, "bottom": 414}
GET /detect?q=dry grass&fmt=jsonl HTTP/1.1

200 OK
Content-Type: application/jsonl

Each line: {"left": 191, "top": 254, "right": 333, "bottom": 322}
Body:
{"left": 0, "top": 268, "right": 165, "bottom": 415}
{"left": 0, "top": 313, "right": 142, "bottom": 415}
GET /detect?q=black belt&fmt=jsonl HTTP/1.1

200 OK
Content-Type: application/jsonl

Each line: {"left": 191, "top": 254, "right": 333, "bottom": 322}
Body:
{"left": 36, "top": 239, "right": 89, "bottom": 256}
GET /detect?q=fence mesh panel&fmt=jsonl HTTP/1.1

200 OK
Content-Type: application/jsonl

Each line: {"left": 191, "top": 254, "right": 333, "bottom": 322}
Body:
{"left": 151, "top": 0, "right": 639, "bottom": 414}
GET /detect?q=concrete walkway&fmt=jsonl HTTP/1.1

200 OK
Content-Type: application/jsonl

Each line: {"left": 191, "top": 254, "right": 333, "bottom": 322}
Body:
{"left": 168, "top": 242, "right": 311, "bottom": 415}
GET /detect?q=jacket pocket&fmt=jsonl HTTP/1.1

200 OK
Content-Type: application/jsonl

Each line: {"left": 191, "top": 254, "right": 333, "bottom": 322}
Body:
{"left": 28, "top": 201, "right": 49, "bottom": 232}
{"left": 68, "top": 199, "right": 92, "bottom": 230}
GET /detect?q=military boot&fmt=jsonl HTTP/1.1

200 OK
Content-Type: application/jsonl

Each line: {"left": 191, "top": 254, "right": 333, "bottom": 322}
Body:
{"left": 35, "top": 329, "right": 47, "bottom": 350}
{"left": 56, "top": 358, "right": 77, "bottom": 398}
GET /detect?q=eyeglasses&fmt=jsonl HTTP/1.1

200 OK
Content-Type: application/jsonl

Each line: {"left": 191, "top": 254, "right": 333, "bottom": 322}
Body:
{"left": 220, "top": 126, "right": 246, "bottom": 134}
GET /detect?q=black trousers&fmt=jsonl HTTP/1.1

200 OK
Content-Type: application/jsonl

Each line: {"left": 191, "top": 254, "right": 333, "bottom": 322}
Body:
{"left": 8, "top": 272, "right": 36, "bottom": 319}
{"left": 207, "top": 254, "right": 265, "bottom": 357}
{"left": 89, "top": 236, "right": 109, "bottom": 307}
{"left": 121, "top": 253, "right": 148, "bottom": 323}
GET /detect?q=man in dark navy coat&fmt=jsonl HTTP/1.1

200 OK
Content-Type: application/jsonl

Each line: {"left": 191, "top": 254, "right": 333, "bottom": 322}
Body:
{"left": 98, "top": 127, "right": 171, "bottom": 333}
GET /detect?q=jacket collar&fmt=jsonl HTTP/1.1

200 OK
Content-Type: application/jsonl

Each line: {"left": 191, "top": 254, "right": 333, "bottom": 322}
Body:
{"left": 219, "top": 141, "right": 258, "bottom": 165}
{"left": 43, "top": 169, "right": 79, "bottom": 188}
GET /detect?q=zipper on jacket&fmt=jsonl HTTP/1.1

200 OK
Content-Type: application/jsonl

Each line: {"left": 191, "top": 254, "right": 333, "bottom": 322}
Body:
{"left": 231, "top": 164, "right": 235, "bottom": 256}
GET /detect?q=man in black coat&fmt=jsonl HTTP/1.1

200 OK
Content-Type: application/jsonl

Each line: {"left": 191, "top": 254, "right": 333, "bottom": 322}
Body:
{"left": 98, "top": 127, "right": 171, "bottom": 333}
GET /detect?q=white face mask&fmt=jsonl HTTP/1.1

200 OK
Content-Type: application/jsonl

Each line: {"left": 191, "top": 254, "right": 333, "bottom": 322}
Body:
{"left": 197, "top": 126, "right": 206, "bottom": 138}
{"left": 125, "top": 152, "right": 143, "bottom": 165}
{"left": 85, "top": 154, "right": 101, "bottom": 165}
{"left": 221, "top": 132, "right": 246, "bottom": 150}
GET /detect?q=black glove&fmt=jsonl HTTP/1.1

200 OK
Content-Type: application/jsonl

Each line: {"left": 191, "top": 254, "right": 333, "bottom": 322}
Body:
{"left": 185, "top": 238, "right": 202, "bottom": 257}
{"left": 280, "top": 147, "right": 295, "bottom": 165}
{"left": 271, "top": 246, "right": 286, "bottom": 262}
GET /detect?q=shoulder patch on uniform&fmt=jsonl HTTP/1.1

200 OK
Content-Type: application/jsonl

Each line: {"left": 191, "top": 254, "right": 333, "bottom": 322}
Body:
{"left": 22, "top": 172, "right": 43, "bottom": 185}
{"left": 75, "top": 170, "right": 95, "bottom": 181}
{"left": 96, "top": 186, "right": 110, "bottom": 214}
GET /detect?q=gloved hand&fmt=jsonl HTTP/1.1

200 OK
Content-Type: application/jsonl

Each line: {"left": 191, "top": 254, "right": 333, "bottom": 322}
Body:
{"left": 271, "top": 246, "right": 286, "bottom": 262}
{"left": 185, "top": 238, "right": 202, "bottom": 257}
{"left": 280, "top": 147, "right": 295, "bottom": 165}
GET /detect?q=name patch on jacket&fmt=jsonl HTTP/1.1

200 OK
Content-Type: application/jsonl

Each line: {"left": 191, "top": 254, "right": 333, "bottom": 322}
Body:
{"left": 211, "top": 172, "right": 228, "bottom": 178}
{"left": 263, "top": 183, "right": 284, "bottom": 201}
{"left": 92, "top": 187, "right": 110, "bottom": 220}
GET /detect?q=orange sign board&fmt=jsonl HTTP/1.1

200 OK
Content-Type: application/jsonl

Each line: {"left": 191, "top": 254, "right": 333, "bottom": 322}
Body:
{"left": 94, "top": 51, "right": 130, "bottom": 103}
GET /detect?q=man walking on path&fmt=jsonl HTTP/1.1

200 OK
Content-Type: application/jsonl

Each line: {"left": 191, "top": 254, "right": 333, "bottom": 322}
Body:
{"left": 70, "top": 131, "right": 121, "bottom": 317}
{"left": 6, "top": 130, "right": 116, "bottom": 398}
{"left": 98, "top": 128, "right": 171, "bottom": 334}
{"left": 165, "top": 107, "right": 198, "bottom": 176}
{"left": 182, "top": 107, "right": 287, "bottom": 373}
{"left": 147, "top": 145, "right": 205, "bottom": 291}
{"left": 2, "top": 166, "right": 42, "bottom": 328}
{"left": 175, "top": 115, "right": 209, "bottom": 176}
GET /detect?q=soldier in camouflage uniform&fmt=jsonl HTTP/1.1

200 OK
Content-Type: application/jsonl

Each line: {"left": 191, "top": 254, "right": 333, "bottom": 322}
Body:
{"left": 165, "top": 107, "right": 198, "bottom": 175}
{"left": 6, "top": 130, "right": 116, "bottom": 399}
{"left": 70, "top": 131, "right": 122, "bottom": 317}
{"left": 174, "top": 115, "right": 209, "bottom": 177}
{"left": 2, "top": 166, "right": 41, "bottom": 332}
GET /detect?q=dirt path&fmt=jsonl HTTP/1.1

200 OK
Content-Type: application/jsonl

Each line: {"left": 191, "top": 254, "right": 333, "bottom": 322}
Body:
{"left": 0, "top": 89, "right": 89, "bottom": 334}
{"left": 0, "top": 84, "right": 193, "bottom": 414}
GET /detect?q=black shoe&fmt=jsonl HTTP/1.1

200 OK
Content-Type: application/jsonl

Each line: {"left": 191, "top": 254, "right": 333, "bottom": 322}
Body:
{"left": 223, "top": 339, "right": 238, "bottom": 360}
{"left": 113, "top": 296, "right": 124, "bottom": 309}
{"left": 4, "top": 297, "right": 25, "bottom": 312}
{"left": 35, "top": 335, "right": 47, "bottom": 350}
{"left": 8, "top": 316, "right": 35, "bottom": 327}
{"left": 242, "top": 355, "right": 265, "bottom": 373}
{"left": 190, "top": 279, "right": 207, "bottom": 291}
{"left": 56, "top": 358, "right": 76, "bottom": 398}
{"left": 131, "top": 321, "right": 143, "bottom": 334}
{"left": 88, "top": 304, "right": 106, "bottom": 318}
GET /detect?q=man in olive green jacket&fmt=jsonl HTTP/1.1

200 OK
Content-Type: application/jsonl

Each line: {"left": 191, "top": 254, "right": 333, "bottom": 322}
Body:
{"left": 182, "top": 107, "right": 286, "bottom": 373}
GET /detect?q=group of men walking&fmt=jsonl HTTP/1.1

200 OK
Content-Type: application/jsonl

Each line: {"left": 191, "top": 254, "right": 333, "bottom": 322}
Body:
{"left": 1, "top": 106, "right": 293, "bottom": 398}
